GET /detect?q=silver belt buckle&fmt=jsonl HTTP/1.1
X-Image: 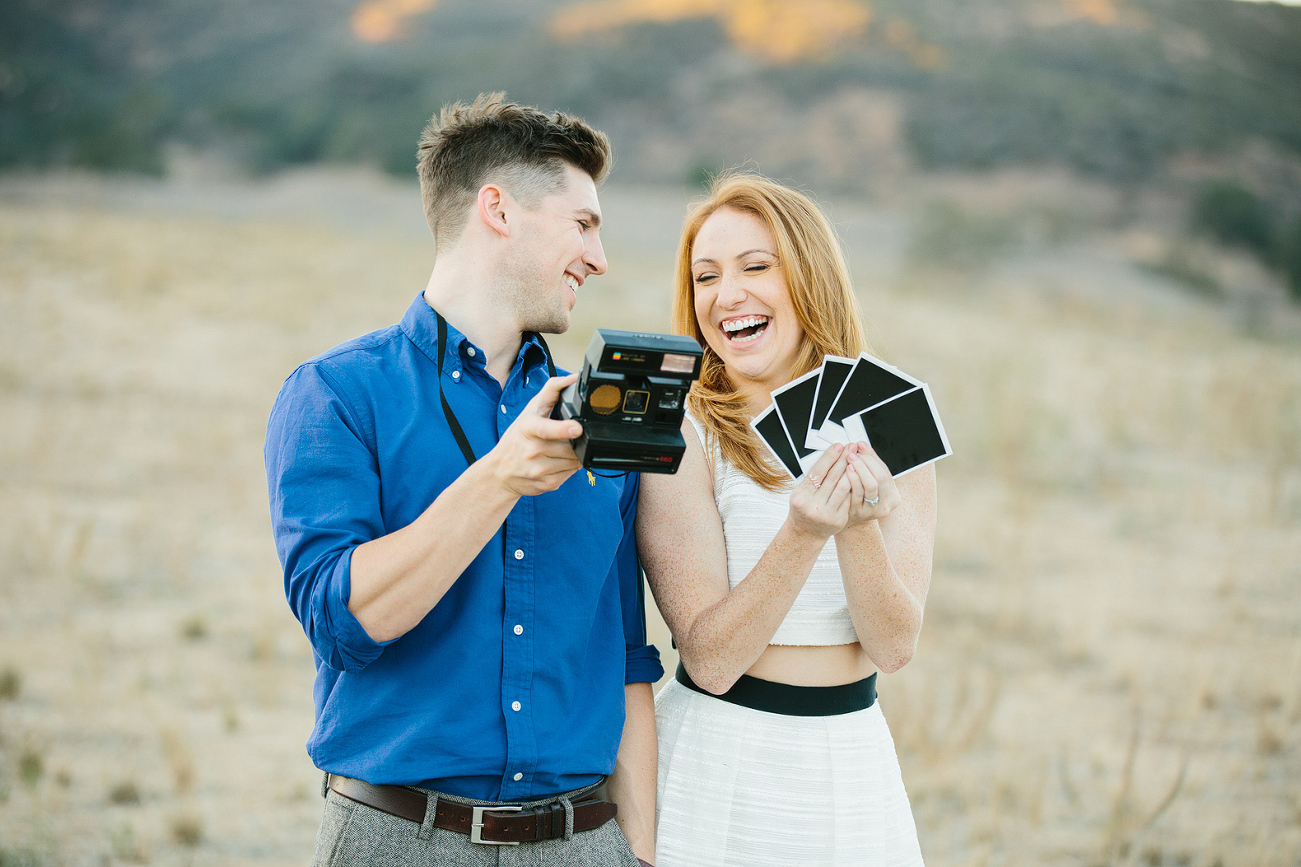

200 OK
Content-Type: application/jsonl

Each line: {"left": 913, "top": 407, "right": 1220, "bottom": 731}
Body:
{"left": 470, "top": 804, "right": 522, "bottom": 845}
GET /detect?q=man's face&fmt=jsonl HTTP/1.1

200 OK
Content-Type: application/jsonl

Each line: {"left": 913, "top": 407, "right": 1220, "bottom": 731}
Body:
{"left": 498, "top": 162, "right": 607, "bottom": 335}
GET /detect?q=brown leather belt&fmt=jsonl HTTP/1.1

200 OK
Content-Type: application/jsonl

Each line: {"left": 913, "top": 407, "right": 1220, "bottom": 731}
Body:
{"left": 327, "top": 775, "right": 617, "bottom": 845}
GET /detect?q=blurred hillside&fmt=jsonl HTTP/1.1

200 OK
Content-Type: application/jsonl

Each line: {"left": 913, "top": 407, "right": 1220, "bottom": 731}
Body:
{"left": 3, "top": 0, "right": 1299, "bottom": 186}
{"left": 4, "top": 0, "right": 1301, "bottom": 298}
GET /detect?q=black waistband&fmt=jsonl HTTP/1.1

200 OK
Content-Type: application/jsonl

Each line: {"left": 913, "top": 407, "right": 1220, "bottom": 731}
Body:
{"left": 674, "top": 662, "right": 877, "bottom": 717}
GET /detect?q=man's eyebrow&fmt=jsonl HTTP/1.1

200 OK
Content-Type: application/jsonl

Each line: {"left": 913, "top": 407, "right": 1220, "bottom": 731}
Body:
{"left": 576, "top": 208, "right": 602, "bottom": 228}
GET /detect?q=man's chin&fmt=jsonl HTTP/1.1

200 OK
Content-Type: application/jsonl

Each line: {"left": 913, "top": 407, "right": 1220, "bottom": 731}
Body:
{"left": 528, "top": 314, "right": 570, "bottom": 336}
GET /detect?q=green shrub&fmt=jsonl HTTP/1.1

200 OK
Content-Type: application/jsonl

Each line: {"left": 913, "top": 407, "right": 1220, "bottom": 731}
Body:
{"left": 1190, "top": 181, "right": 1273, "bottom": 258}
{"left": 0, "top": 667, "right": 19, "bottom": 700}
{"left": 1277, "top": 218, "right": 1301, "bottom": 303}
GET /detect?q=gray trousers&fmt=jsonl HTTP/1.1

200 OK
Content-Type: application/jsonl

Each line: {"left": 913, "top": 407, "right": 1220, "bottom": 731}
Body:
{"left": 311, "top": 779, "right": 640, "bottom": 867}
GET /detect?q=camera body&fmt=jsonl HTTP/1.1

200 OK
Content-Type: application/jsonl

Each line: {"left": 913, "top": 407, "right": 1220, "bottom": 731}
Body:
{"left": 553, "top": 329, "right": 703, "bottom": 473}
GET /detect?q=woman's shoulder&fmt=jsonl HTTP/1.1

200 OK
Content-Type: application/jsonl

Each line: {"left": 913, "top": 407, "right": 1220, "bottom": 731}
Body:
{"left": 681, "top": 408, "right": 717, "bottom": 489}
{"left": 682, "top": 407, "right": 707, "bottom": 446}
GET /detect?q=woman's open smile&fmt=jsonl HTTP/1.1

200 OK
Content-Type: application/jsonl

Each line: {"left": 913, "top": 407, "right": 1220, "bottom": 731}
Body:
{"left": 691, "top": 207, "right": 805, "bottom": 401}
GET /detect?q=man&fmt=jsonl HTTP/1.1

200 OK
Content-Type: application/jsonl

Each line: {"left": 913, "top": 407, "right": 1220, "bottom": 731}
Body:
{"left": 265, "top": 93, "right": 660, "bottom": 866}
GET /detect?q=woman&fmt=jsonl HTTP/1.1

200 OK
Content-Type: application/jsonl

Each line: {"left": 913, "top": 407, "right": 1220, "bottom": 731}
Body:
{"left": 638, "top": 172, "right": 935, "bottom": 866}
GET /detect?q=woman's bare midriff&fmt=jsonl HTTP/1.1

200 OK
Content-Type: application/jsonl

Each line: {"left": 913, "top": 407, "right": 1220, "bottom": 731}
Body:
{"left": 744, "top": 642, "right": 877, "bottom": 687}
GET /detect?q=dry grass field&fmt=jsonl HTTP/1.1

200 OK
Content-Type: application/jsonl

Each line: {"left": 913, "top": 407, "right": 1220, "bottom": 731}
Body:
{"left": 0, "top": 168, "right": 1298, "bottom": 866}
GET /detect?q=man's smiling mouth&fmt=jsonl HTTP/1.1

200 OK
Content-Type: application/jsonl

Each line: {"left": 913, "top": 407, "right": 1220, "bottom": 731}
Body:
{"left": 721, "top": 315, "right": 770, "bottom": 344}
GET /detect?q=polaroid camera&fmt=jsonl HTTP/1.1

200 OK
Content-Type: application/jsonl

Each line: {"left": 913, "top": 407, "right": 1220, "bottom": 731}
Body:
{"left": 553, "top": 329, "right": 703, "bottom": 473}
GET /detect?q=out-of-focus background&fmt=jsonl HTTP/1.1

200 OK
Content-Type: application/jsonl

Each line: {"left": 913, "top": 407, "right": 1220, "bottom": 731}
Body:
{"left": 2, "top": 0, "right": 1300, "bottom": 864}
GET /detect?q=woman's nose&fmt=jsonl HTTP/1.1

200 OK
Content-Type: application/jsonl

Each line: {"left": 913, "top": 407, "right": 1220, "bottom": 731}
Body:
{"left": 716, "top": 273, "right": 747, "bottom": 308}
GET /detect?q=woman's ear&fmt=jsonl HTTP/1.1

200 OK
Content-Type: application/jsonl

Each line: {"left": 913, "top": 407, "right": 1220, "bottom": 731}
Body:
{"left": 476, "top": 183, "right": 511, "bottom": 238}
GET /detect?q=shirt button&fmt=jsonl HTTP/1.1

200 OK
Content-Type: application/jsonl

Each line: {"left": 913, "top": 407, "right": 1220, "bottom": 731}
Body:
{"left": 513, "top": 624, "right": 523, "bottom": 636}
{"left": 467, "top": 347, "right": 476, "bottom": 357}
{"left": 451, "top": 370, "right": 460, "bottom": 380}
{"left": 511, "top": 700, "right": 521, "bottom": 712}
{"left": 513, "top": 773, "right": 523, "bottom": 781}
{"left": 514, "top": 549, "right": 524, "bottom": 560}
{"left": 500, "top": 405, "right": 507, "bottom": 414}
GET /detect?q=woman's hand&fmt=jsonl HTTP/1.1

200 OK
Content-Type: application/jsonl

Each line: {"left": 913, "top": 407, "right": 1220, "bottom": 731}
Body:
{"left": 787, "top": 443, "right": 854, "bottom": 539}
{"left": 842, "top": 442, "right": 901, "bottom": 531}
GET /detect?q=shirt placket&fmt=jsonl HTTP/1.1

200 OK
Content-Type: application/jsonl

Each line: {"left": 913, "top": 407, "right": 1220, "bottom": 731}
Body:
{"left": 498, "top": 377, "right": 538, "bottom": 798}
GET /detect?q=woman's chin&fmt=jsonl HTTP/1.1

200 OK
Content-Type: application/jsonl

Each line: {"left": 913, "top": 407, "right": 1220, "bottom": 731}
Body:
{"left": 725, "top": 355, "right": 784, "bottom": 389}
{"left": 713, "top": 333, "right": 799, "bottom": 388}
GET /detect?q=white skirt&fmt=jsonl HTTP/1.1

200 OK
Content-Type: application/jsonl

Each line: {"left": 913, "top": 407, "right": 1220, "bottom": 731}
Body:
{"left": 655, "top": 679, "right": 925, "bottom": 867}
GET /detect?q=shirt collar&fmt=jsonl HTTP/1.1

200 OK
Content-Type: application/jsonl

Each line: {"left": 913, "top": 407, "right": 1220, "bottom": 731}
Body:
{"left": 400, "top": 292, "right": 550, "bottom": 378}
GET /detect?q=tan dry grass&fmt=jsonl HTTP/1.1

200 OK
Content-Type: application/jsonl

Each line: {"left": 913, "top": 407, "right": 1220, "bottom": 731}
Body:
{"left": 0, "top": 174, "right": 1298, "bottom": 866}
{"left": 0, "top": 200, "right": 430, "bottom": 865}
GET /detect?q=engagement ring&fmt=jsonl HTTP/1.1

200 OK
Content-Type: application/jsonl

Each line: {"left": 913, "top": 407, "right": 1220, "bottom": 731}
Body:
{"left": 865, "top": 495, "right": 879, "bottom": 507}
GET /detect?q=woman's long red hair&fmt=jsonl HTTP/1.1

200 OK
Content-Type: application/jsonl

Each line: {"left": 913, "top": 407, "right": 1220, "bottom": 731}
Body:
{"left": 672, "top": 172, "right": 873, "bottom": 491}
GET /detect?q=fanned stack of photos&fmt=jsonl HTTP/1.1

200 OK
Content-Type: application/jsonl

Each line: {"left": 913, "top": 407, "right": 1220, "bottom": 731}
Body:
{"left": 750, "top": 353, "right": 952, "bottom": 481}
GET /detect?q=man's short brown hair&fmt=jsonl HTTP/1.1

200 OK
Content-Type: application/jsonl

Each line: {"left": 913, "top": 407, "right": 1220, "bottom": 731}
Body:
{"left": 416, "top": 93, "right": 612, "bottom": 252}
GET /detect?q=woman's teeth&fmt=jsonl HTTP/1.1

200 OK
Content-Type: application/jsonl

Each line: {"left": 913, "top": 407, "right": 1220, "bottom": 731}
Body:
{"left": 722, "top": 316, "right": 769, "bottom": 343}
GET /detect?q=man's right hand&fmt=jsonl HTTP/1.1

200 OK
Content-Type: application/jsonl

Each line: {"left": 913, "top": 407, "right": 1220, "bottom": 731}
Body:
{"left": 483, "top": 373, "right": 584, "bottom": 497}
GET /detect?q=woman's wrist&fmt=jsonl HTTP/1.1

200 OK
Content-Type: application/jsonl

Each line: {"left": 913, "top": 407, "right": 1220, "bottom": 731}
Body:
{"left": 781, "top": 514, "right": 835, "bottom": 547}
{"left": 835, "top": 516, "right": 884, "bottom": 542}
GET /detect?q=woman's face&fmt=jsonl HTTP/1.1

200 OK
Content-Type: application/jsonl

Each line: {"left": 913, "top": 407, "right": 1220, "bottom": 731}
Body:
{"left": 691, "top": 207, "right": 805, "bottom": 401}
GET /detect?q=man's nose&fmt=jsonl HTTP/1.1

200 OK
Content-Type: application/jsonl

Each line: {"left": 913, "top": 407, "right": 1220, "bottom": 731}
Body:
{"left": 584, "top": 232, "right": 608, "bottom": 277}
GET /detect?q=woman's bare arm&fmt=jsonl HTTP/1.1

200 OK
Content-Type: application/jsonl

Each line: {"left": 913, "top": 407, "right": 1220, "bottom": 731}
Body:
{"left": 835, "top": 449, "right": 937, "bottom": 673}
{"left": 637, "top": 420, "right": 855, "bottom": 694}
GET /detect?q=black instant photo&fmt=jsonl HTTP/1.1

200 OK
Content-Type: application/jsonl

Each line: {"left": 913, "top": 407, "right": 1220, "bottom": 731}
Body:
{"left": 847, "top": 386, "right": 950, "bottom": 477}
{"left": 807, "top": 356, "right": 855, "bottom": 446}
{"left": 751, "top": 404, "right": 804, "bottom": 478}
{"left": 825, "top": 355, "right": 916, "bottom": 428}
{"left": 772, "top": 369, "right": 820, "bottom": 460}
{"left": 553, "top": 329, "right": 703, "bottom": 473}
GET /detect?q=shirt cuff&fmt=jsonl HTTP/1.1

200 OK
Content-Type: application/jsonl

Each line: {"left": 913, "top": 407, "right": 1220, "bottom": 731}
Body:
{"left": 321, "top": 550, "right": 389, "bottom": 672}
{"left": 624, "top": 643, "right": 664, "bottom": 685}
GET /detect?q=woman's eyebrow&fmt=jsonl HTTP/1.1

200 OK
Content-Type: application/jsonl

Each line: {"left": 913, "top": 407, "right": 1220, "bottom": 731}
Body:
{"left": 692, "top": 248, "right": 777, "bottom": 267}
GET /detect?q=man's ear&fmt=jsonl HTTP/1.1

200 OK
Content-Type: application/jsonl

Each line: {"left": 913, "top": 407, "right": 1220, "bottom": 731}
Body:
{"left": 476, "top": 184, "right": 511, "bottom": 238}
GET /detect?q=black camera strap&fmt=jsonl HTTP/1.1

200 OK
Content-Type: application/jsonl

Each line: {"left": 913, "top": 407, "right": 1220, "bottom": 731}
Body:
{"left": 536, "top": 333, "right": 559, "bottom": 379}
{"left": 435, "top": 310, "right": 556, "bottom": 468}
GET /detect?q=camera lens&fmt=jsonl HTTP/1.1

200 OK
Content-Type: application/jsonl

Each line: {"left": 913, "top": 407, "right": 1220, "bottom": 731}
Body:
{"left": 622, "top": 390, "right": 649, "bottom": 414}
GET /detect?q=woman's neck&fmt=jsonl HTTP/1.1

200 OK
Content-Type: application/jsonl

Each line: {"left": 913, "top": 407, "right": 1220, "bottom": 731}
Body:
{"left": 729, "top": 366, "right": 793, "bottom": 420}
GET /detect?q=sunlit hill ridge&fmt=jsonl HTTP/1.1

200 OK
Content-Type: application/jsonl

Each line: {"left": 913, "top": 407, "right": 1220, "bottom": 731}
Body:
{"left": 547, "top": 0, "right": 871, "bottom": 63}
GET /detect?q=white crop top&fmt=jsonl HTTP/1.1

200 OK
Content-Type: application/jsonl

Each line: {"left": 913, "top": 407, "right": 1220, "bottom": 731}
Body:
{"left": 686, "top": 412, "right": 859, "bottom": 646}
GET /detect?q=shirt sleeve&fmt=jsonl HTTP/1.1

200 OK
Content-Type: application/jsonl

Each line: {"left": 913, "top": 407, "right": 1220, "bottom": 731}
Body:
{"left": 264, "top": 362, "right": 393, "bottom": 673}
{"left": 617, "top": 473, "right": 664, "bottom": 685}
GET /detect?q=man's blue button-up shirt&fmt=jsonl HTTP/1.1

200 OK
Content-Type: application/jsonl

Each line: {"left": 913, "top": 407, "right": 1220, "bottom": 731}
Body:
{"left": 264, "top": 293, "right": 662, "bottom": 801}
